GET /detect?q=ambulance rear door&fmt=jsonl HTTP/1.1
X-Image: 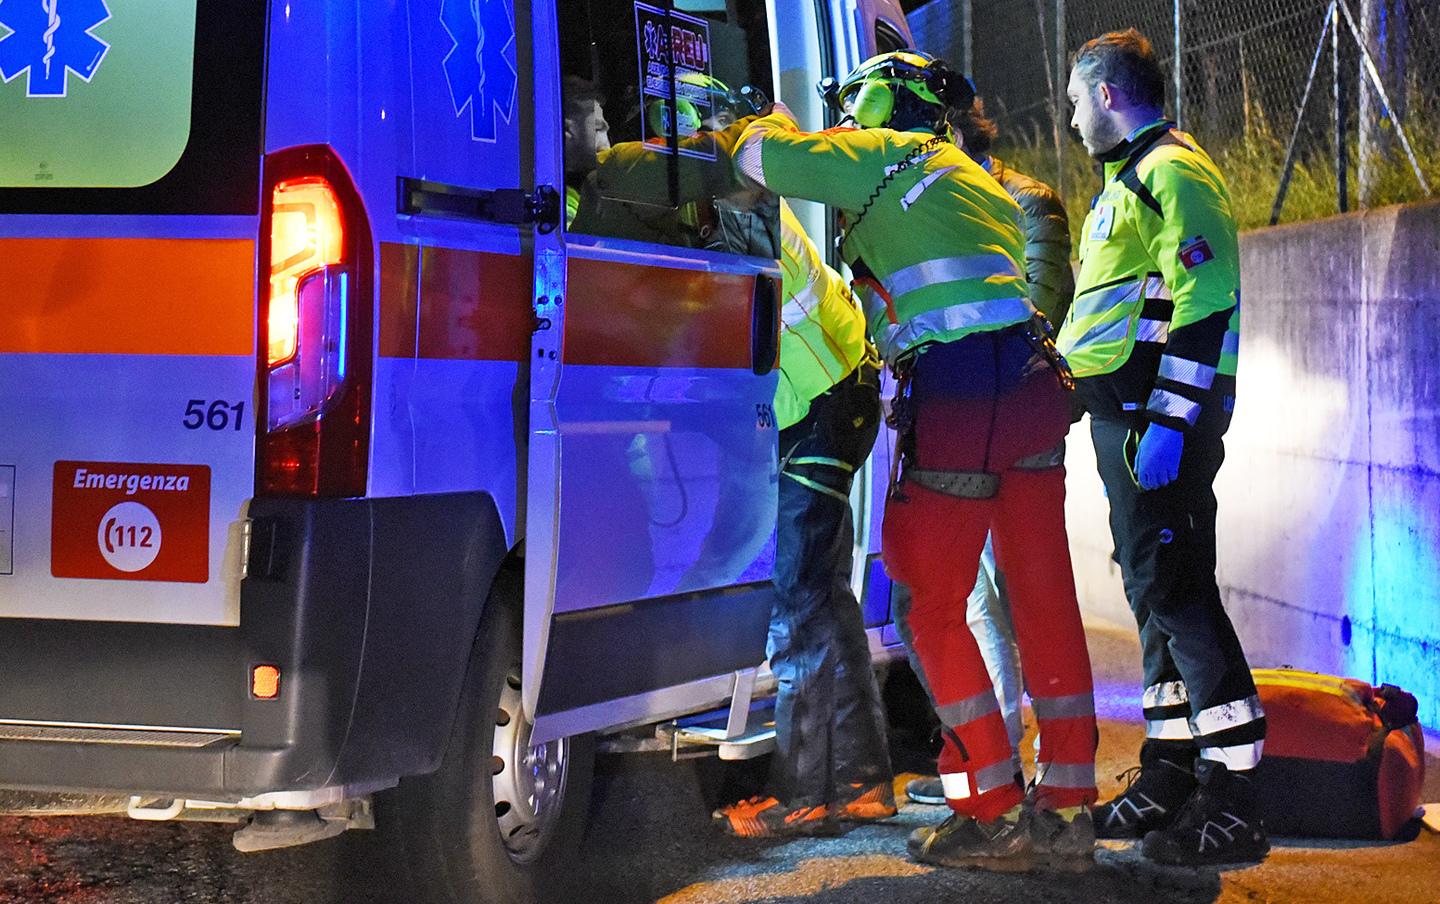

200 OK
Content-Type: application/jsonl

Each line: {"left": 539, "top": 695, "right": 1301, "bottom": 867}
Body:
{"left": 525, "top": 0, "right": 784, "bottom": 740}
{"left": 0, "top": 3, "right": 266, "bottom": 737}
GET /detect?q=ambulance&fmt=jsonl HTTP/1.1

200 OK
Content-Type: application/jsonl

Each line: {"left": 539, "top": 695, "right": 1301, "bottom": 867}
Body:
{"left": 0, "top": 0, "right": 911, "bottom": 900}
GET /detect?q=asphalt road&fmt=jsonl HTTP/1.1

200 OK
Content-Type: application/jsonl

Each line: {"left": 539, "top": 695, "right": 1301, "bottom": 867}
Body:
{"left": 3, "top": 625, "right": 1438, "bottom": 904}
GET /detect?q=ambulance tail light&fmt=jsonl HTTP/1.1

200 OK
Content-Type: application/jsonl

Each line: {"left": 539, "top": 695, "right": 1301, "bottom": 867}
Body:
{"left": 256, "top": 146, "right": 373, "bottom": 498}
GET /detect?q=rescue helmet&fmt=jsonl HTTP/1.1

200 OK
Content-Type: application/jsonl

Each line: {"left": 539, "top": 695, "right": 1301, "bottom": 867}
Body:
{"left": 819, "top": 51, "right": 974, "bottom": 132}
{"left": 647, "top": 73, "right": 753, "bottom": 137}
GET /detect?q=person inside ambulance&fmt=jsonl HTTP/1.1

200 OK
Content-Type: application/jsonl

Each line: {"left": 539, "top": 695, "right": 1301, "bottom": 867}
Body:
{"left": 732, "top": 51, "right": 1099, "bottom": 872}
{"left": 568, "top": 74, "right": 778, "bottom": 255}
{"left": 562, "top": 77, "right": 612, "bottom": 227}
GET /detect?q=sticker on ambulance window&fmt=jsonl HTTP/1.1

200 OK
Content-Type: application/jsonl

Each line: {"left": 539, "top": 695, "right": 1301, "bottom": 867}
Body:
{"left": 635, "top": 1, "right": 716, "bottom": 160}
{"left": 0, "top": 2, "right": 198, "bottom": 187}
{"left": 51, "top": 461, "right": 209, "bottom": 583}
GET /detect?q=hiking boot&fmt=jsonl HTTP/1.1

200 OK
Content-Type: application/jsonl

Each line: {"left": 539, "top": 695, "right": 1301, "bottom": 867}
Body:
{"left": 904, "top": 776, "right": 946, "bottom": 806}
{"left": 907, "top": 809, "right": 1032, "bottom": 871}
{"left": 1141, "top": 760, "right": 1270, "bottom": 866}
{"left": 1025, "top": 805, "right": 1095, "bottom": 873}
{"left": 712, "top": 795, "right": 840, "bottom": 838}
{"left": 835, "top": 781, "right": 898, "bottom": 823}
{"left": 1095, "top": 743, "right": 1197, "bottom": 839}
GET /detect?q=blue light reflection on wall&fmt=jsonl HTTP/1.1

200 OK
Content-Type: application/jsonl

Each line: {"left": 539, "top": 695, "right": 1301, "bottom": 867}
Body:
{"left": 1345, "top": 485, "right": 1440, "bottom": 728}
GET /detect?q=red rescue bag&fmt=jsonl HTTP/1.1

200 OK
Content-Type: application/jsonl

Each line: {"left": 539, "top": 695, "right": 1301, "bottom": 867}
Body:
{"left": 1252, "top": 668, "right": 1424, "bottom": 839}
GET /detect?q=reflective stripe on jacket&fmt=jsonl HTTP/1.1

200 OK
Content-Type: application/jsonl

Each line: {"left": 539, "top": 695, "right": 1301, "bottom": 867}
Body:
{"left": 775, "top": 200, "right": 876, "bottom": 430}
{"left": 735, "top": 112, "right": 1031, "bottom": 362}
{"left": 1057, "top": 122, "right": 1240, "bottom": 436}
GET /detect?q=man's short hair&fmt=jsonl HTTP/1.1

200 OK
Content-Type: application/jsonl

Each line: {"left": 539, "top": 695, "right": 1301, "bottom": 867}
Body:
{"left": 563, "top": 76, "right": 606, "bottom": 122}
{"left": 1071, "top": 28, "right": 1165, "bottom": 109}
{"left": 947, "top": 96, "right": 998, "bottom": 156}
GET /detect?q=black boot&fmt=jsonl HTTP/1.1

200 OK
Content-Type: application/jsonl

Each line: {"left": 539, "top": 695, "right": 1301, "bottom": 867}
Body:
{"left": 1095, "top": 741, "right": 1197, "bottom": 839}
{"left": 1141, "top": 760, "right": 1270, "bottom": 866}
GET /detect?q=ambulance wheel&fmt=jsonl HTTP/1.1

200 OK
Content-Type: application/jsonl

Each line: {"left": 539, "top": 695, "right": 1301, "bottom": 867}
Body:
{"left": 385, "top": 585, "right": 594, "bottom": 904}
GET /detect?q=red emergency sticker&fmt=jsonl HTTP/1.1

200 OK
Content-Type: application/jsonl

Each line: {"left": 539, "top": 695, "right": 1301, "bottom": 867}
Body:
{"left": 51, "top": 461, "right": 210, "bottom": 583}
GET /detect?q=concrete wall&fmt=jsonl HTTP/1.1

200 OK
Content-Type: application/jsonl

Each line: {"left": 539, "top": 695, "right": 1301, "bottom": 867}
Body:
{"left": 1066, "top": 199, "right": 1440, "bottom": 731}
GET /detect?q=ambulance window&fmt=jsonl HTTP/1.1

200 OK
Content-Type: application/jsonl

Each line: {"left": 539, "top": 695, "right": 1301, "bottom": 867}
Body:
{"left": 874, "top": 21, "right": 908, "bottom": 54}
{"left": 0, "top": 3, "right": 264, "bottom": 214}
{"left": 559, "top": 0, "right": 780, "bottom": 259}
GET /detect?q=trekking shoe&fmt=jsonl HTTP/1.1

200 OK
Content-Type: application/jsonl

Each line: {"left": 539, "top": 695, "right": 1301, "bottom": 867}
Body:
{"left": 1141, "top": 760, "right": 1270, "bottom": 866}
{"left": 904, "top": 776, "right": 946, "bottom": 806}
{"left": 907, "top": 809, "right": 1032, "bottom": 871}
{"left": 712, "top": 796, "right": 840, "bottom": 838}
{"left": 835, "top": 781, "right": 899, "bottom": 822}
{"left": 1095, "top": 744, "right": 1197, "bottom": 839}
{"left": 1025, "top": 805, "right": 1095, "bottom": 873}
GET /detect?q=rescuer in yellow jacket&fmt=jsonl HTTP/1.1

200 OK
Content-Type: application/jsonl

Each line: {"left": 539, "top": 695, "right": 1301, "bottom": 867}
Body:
{"left": 1060, "top": 28, "right": 1266, "bottom": 868}
{"left": 730, "top": 52, "right": 1098, "bottom": 872}
{"left": 715, "top": 201, "right": 897, "bottom": 837}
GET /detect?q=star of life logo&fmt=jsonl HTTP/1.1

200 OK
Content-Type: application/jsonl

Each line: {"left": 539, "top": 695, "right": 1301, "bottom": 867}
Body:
{"left": 440, "top": 0, "right": 517, "bottom": 142}
{"left": 0, "top": 0, "right": 111, "bottom": 98}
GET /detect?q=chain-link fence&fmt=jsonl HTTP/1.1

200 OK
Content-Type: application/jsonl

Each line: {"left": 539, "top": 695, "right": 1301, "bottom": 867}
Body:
{"left": 908, "top": 0, "right": 1440, "bottom": 233}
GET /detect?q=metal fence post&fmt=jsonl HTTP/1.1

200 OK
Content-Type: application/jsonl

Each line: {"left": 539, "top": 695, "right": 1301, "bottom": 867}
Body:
{"left": 1173, "top": 0, "right": 1183, "bottom": 130}
{"left": 961, "top": 0, "right": 973, "bottom": 75}
{"left": 1334, "top": 0, "right": 1349, "bottom": 213}
{"left": 1055, "top": 0, "right": 1066, "bottom": 198}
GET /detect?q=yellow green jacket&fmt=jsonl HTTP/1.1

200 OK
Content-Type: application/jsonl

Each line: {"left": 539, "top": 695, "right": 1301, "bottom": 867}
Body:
{"left": 1058, "top": 122, "right": 1240, "bottom": 436}
{"left": 735, "top": 112, "right": 1031, "bottom": 363}
{"left": 775, "top": 200, "right": 875, "bottom": 430}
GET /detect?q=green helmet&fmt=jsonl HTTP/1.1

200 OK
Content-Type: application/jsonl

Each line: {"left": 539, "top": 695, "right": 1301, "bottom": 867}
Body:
{"left": 821, "top": 51, "right": 974, "bottom": 131}
{"left": 647, "top": 73, "right": 749, "bottom": 138}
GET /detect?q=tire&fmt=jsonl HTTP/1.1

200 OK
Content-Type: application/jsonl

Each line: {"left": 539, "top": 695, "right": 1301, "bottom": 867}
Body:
{"left": 383, "top": 578, "right": 595, "bottom": 904}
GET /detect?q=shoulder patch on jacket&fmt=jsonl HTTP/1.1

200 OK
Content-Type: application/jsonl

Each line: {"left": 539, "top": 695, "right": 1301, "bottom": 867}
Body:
{"left": 1178, "top": 235, "right": 1214, "bottom": 269}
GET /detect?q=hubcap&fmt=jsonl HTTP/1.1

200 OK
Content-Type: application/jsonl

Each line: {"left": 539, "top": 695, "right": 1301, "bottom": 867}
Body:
{"left": 491, "top": 665, "right": 569, "bottom": 862}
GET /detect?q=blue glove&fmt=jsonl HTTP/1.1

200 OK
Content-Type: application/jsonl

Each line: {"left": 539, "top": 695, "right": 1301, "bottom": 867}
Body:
{"left": 1134, "top": 423, "right": 1184, "bottom": 490}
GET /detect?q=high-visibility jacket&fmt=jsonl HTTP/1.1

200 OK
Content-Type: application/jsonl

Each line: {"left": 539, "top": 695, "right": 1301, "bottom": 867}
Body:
{"left": 988, "top": 156, "right": 1073, "bottom": 329}
{"left": 570, "top": 116, "right": 758, "bottom": 248}
{"left": 775, "top": 200, "right": 876, "bottom": 430}
{"left": 735, "top": 112, "right": 1031, "bottom": 363}
{"left": 1057, "top": 122, "right": 1240, "bottom": 436}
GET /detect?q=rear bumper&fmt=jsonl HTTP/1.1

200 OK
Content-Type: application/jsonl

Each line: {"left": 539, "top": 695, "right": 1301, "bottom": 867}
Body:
{"left": 0, "top": 492, "right": 507, "bottom": 800}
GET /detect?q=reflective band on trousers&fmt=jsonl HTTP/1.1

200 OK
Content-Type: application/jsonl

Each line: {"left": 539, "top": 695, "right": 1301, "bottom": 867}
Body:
{"left": 1200, "top": 740, "right": 1264, "bottom": 771}
{"left": 885, "top": 254, "right": 1023, "bottom": 300}
{"left": 1148, "top": 388, "right": 1201, "bottom": 425}
{"left": 1036, "top": 761, "right": 1097, "bottom": 790}
{"left": 1158, "top": 355, "right": 1216, "bottom": 390}
{"left": 1191, "top": 694, "right": 1265, "bottom": 737}
{"left": 1143, "top": 680, "right": 1189, "bottom": 708}
{"left": 940, "top": 772, "right": 972, "bottom": 800}
{"left": 874, "top": 296, "right": 1032, "bottom": 360}
{"left": 1146, "top": 717, "right": 1193, "bottom": 740}
{"left": 936, "top": 689, "right": 1001, "bottom": 727}
{"left": 1030, "top": 692, "right": 1095, "bottom": 721}
{"left": 941, "top": 760, "right": 1018, "bottom": 800}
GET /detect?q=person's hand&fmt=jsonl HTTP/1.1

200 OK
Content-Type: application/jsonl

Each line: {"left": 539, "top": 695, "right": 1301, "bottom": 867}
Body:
{"left": 763, "top": 101, "right": 797, "bottom": 124}
{"left": 1135, "top": 423, "right": 1184, "bottom": 490}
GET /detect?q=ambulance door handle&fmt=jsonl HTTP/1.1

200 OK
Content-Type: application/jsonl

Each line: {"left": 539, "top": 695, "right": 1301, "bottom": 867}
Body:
{"left": 751, "top": 274, "right": 779, "bottom": 376}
